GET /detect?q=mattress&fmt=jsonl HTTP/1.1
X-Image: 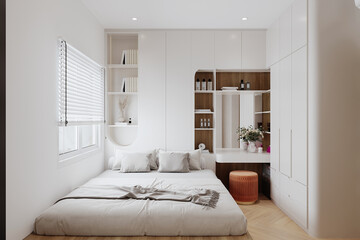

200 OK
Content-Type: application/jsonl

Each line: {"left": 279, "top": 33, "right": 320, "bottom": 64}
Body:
{"left": 34, "top": 170, "right": 247, "bottom": 236}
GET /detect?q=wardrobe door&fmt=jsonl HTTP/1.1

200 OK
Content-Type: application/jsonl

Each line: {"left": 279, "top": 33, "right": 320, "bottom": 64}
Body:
{"left": 291, "top": 46, "right": 307, "bottom": 185}
{"left": 279, "top": 55, "right": 292, "bottom": 177}
{"left": 292, "top": 0, "right": 307, "bottom": 52}
{"left": 279, "top": 7, "right": 292, "bottom": 60}
{"left": 138, "top": 31, "right": 166, "bottom": 149}
{"left": 266, "top": 20, "right": 280, "bottom": 67}
{"left": 270, "top": 63, "right": 280, "bottom": 171}
{"left": 166, "top": 31, "right": 193, "bottom": 151}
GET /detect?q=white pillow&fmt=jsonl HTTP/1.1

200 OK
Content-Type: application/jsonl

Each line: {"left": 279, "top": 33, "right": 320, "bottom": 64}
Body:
{"left": 158, "top": 151, "right": 190, "bottom": 173}
{"left": 113, "top": 149, "right": 157, "bottom": 170}
{"left": 120, "top": 152, "right": 150, "bottom": 173}
{"left": 188, "top": 149, "right": 202, "bottom": 170}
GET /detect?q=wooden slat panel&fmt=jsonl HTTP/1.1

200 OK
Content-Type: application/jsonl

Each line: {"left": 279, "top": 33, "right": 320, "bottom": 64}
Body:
{"left": 195, "top": 130, "right": 213, "bottom": 153}
{"left": 194, "top": 93, "right": 213, "bottom": 112}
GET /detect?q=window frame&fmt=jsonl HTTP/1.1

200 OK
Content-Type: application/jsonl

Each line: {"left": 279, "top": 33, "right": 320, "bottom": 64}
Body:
{"left": 58, "top": 124, "right": 101, "bottom": 163}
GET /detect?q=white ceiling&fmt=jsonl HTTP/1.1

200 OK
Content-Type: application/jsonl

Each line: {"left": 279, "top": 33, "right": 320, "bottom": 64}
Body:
{"left": 81, "top": 0, "right": 294, "bottom": 29}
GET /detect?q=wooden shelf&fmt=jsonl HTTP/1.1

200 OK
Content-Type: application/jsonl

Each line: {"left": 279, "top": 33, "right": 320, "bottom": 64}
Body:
{"left": 107, "top": 64, "right": 138, "bottom": 69}
{"left": 264, "top": 131, "right": 271, "bottom": 134}
{"left": 107, "top": 92, "right": 138, "bottom": 95}
{"left": 195, "top": 90, "right": 215, "bottom": 93}
{"left": 216, "top": 90, "right": 270, "bottom": 95}
{"left": 195, "top": 128, "right": 214, "bottom": 130}
{"left": 108, "top": 124, "right": 138, "bottom": 128}
{"left": 194, "top": 112, "right": 214, "bottom": 114}
{"left": 255, "top": 111, "right": 271, "bottom": 114}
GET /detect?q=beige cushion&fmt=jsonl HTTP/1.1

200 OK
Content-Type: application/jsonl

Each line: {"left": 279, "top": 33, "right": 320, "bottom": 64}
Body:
{"left": 188, "top": 149, "right": 202, "bottom": 170}
{"left": 158, "top": 151, "right": 190, "bottom": 172}
{"left": 120, "top": 152, "right": 150, "bottom": 173}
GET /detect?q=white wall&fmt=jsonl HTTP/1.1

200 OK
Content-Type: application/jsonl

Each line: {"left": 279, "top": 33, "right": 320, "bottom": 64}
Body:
{"left": 6, "top": 0, "right": 105, "bottom": 239}
{"left": 308, "top": 0, "right": 360, "bottom": 237}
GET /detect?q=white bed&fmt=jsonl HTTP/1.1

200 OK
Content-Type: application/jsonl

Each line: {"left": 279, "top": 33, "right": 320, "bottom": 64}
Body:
{"left": 34, "top": 169, "right": 247, "bottom": 236}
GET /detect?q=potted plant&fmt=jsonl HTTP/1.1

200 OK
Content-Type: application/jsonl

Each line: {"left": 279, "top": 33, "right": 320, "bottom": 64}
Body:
{"left": 237, "top": 125, "right": 264, "bottom": 153}
{"left": 236, "top": 126, "right": 249, "bottom": 150}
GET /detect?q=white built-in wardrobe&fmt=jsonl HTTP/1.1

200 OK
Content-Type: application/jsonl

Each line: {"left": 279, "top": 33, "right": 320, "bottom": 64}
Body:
{"left": 267, "top": 0, "right": 308, "bottom": 230}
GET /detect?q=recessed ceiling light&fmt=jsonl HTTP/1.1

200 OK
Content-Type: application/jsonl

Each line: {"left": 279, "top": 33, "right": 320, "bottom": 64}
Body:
{"left": 132, "top": 17, "right": 138, "bottom": 21}
{"left": 242, "top": 17, "right": 248, "bottom": 21}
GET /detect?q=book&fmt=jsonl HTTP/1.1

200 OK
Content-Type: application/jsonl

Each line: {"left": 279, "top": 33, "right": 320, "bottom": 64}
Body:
{"left": 121, "top": 78, "right": 126, "bottom": 92}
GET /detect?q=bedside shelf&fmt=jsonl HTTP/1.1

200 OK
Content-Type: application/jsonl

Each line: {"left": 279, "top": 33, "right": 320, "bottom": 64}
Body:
{"left": 107, "top": 64, "right": 138, "bottom": 69}
{"left": 108, "top": 124, "right": 138, "bottom": 128}
{"left": 255, "top": 111, "right": 271, "bottom": 114}
{"left": 107, "top": 92, "right": 138, "bottom": 95}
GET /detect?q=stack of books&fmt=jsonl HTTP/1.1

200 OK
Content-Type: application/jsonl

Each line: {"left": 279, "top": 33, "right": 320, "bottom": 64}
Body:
{"left": 195, "top": 109, "right": 212, "bottom": 113}
{"left": 221, "top": 87, "right": 238, "bottom": 91}
{"left": 121, "top": 49, "right": 138, "bottom": 65}
{"left": 122, "top": 77, "right": 138, "bottom": 92}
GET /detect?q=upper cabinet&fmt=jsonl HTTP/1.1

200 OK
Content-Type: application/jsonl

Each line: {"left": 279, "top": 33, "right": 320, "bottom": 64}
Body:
{"left": 191, "top": 31, "right": 214, "bottom": 70}
{"left": 267, "top": 0, "right": 307, "bottom": 66}
{"left": 279, "top": 7, "right": 292, "bottom": 60}
{"left": 215, "top": 31, "right": 242, "bottom": 69}
{"left": 242, "top": 31, "right": 266, "bottom": 70}
{"left": 266, "top": 20, "right": 280, "bottom": 68}
{"left": 292, "top": 0, "right": 307, "bottom": 52}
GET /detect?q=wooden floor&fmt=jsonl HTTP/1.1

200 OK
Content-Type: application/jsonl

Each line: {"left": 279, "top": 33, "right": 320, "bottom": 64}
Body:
{"left": 25, "top": 197, "right": 354, "bottom": 240}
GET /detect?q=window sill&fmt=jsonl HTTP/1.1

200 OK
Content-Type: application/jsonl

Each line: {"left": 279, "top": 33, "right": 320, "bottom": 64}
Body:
{"left": 58, "top": 146, "right": 101, "bottom": 168}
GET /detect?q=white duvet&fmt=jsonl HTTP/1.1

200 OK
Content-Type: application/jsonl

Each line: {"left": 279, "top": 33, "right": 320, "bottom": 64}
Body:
{"left": 34, "top": 170, "right": 247, "bottom": 236}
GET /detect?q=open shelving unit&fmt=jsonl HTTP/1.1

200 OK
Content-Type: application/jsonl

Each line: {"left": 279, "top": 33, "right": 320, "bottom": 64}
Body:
{"left": 193, "top": 70, "right": 271, "bottom": 154}
{"left": 106, "top": 33, "right": 139, "bottom": 146}
{"left": 194, "top": 71, "right": 215, "bottom": 153}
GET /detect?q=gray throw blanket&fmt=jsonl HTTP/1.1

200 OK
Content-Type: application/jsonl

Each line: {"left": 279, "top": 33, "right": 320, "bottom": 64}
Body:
{"left": 56, "top": 185, "right": 220, "bottom": 208}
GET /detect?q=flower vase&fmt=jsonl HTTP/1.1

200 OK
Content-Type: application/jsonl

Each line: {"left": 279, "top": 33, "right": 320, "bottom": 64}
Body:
{"left": 240, "top": 140, "right": 248, "bottom": 150}
{"left": 248, "top": 141, "right": 257, "bottom": 153}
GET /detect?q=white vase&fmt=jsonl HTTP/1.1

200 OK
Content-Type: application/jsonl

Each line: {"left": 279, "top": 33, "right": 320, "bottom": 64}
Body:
{"left": 240, "top": 140, "right": 248, "bottom": 150}
{"left": 248, "top": 141, "right": 257, "bottom": 153}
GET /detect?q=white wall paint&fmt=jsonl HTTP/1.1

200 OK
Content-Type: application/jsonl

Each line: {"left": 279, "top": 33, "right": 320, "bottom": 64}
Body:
{"left": 6, "top": 0, "right": 105, "bottom": 239}
{"left": 308, "top": 0, "right": 360, "bottom": 237}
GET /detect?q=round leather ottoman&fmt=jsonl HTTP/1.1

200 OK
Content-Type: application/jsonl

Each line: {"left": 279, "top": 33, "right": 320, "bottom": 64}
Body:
{"left": 229, "top": 170, "right": 258, "bottom": 204}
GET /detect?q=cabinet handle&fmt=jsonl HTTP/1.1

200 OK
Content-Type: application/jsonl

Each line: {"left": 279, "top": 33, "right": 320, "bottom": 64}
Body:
{"left": 278, "top": 128, "right": 281, "bottom": 168}
{"left": 290, "top": 129, "right": 292, "bottom": 178}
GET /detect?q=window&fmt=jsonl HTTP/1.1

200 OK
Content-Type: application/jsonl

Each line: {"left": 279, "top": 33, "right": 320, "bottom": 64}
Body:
{"left": 58, "top": 39, "right": 104, "bottom": 161}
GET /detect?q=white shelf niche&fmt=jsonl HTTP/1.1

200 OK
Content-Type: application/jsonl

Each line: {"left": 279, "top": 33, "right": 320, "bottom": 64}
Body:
{"left": 106, "top": 32, "right": 139, "bottom": 146}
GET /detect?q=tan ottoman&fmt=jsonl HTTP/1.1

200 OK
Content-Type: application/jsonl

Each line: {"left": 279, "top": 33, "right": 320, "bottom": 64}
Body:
{"left": 229, "top": 170, "right": 258, "bottom": 204}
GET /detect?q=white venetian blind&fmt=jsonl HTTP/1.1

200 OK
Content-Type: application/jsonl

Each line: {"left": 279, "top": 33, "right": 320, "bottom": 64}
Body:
{"left": 58, "top": 39, "right": 105, "bottom": 126}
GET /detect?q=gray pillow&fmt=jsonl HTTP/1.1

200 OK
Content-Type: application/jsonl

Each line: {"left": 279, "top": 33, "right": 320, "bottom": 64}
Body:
{"left": 120, "top": 152, "right": 151, "bottom": 173}
{"left": 158, "top": 151, "right": 190, "bottom": 172}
